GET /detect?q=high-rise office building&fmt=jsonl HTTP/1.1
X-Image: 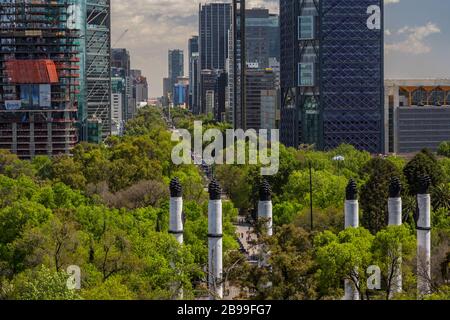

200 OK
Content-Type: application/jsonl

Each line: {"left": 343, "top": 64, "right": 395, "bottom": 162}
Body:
{"left": 188, "top": 36, "right": 199, "bottom": 111}
{"left": 162, "top": 77, "right": 171, "bottom": 106}
{"left": 0, "top": 0, "right": 80, "bottom": 158}
{"left": 112, "top": 48, "right": 131, "bottom": 121}
{"left": 85, "top": 0, "right": 111, "bottom": 140}
{"left": 111, "top": 76, "right": 125, "bottom": 136}
{"left": 112, "top": 49, "right": 131, "bottom": 74}
{"left": 198, "top": 2, "right": 231, "bottom": 116}
{"left": 173, "top": 76, "right": 189, "bottom": 108}
{"left": 168, "top": 49, "right": 184, "bottom": 99}
{"left": 246, "top": 67, "right": 277, "bottom": 131}
{"left": 227, "top": 6, "right": 281, "bottom": 129}
{"left": 245, "top": 8, "right": 279, "bottom": 68}
{"left": 199, "top": 3, "right": 232, "bottom": 71}
{"left": 131, "top": 70, "right": 148, "bottom": 107}
{"left": 200, "top": 70, "right": 217, "bottom": 116}
{"left": 385, "top": 79, "right": 450, "bottom": 154}
{"left": 229, "top": 0, "right": 246, "bottom": 128}
{"left": 280, "top": 0, "right": 384, "bottom": 153}
{"left": 215, "top": 71, "right": 227, "bottom": 121}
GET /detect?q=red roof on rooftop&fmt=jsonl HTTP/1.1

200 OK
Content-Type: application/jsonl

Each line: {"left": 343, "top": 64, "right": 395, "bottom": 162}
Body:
{"left": 5, "top": 59, "right": 59, "bottom": 84}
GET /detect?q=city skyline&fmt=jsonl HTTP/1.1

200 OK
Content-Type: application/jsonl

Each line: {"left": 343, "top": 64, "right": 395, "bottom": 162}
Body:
{"left": 111, "top": 0, "right": 450, "bottom": 97}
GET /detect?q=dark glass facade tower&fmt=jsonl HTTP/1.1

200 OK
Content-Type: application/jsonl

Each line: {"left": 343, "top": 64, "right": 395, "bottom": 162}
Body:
{"left": 245, "top": 8, "right": 279, "bottom": 68}
{"left": 85, "top": 0, "right": 111, "bottom": 140}
{"left": 199, "top": 3, "right": 231, "bottom": 71}
{"left": 198, "top": 2, "right": 231, "bottom": 115}
{"left": 168, "top": 49, "right": 184, "bottom": 100}
{"left": 111, "top": 48, "right": 130, "bottom": 121}
{"left": 188, "top": 36, "right": 199, "bottom": 112}
{"left": 280, "top": 0, "right": 384, "bottom": 153}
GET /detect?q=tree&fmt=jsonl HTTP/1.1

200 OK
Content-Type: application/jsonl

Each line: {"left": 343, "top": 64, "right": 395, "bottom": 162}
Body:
{"left": 50, "top": 156, "right": 87, "bottom": 190}
{"left": 81, "top": 275, "right": 135, "bottom": 300}
{"left": 403, "top": 149, "right": 445, "bottom": 195}
{"left": 216, "top": 165, "right": 253, "bottom": 213}
{"left": 315, "top": 228, "right": 374, "bottom": 299}
{"left": 431, "top": 183, "right": 450, "bottom": 212}
{"left": 9, "top": 265, "right": 81, "bottom": 300}
{"left": 437, "top": 141, "right": 450, "bottom": 158}
{"left": 0, "top": 201, "right": 52, "bottom": 273}
{"left": 360, "top": 158, "right": 403, "bottom": 234}
{"left": 11, "top": 210, "right": 89, "bottom": 273}
{"left": 231, "top": 225, "right": 317, "bottom": 300}
{"left": 273, "top": 201, "right": 303, "bottom": 226}
{"left": 282, "top": 169, "right": 347, "bottom": 210}
{"left": 371, "top": 225, "right": 416, "bottom": 300}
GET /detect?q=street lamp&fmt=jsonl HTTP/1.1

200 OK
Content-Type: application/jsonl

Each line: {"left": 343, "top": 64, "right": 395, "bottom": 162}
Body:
{"left": 333, "top": 155, "right": 345, "bottom": 176}
{"left": 308, "top": 160, "right": 313, "bottom": 232}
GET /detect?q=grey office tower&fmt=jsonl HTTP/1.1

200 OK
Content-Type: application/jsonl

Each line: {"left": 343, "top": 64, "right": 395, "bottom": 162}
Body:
{"left": 198, "top": 3, "right": 231, "bottom": 115}
{"left": 188, "top": 36, "right": 199, "bottom": 112}
{"left": 168, "top": 49, "right": 184, "bottom": 99}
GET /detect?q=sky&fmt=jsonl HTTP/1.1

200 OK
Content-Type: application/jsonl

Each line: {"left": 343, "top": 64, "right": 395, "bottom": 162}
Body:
{"left": 111, "top": 0, "right": 450, "bottom": 97}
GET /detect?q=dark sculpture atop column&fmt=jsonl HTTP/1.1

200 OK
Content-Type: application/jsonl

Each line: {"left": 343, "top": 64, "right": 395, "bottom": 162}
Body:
{"left": 170, "top": 177, "right": 182, "bottom": 198}
{"left": 209, "top": 179, "right": 222, "bottom": 201}
{"left": 346, "top": 179, "right": 358, "bottom": 201}
{"left": 418, "top": 174, "right": 431, "bottom": 194}
{"left": 389, "top": 177, "right": 402, "bottom": 198}
{"left": 259, "top": 179, "right": 272, "bottom": 202}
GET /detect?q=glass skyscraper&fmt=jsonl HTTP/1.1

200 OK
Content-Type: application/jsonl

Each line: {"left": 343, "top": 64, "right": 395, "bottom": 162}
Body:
{"left": 85, "top": 0, "right": 112, "bottom": 140}
{"left": 280, "top": 0, "right": 384, "bottom": 153}
{"left": 168, "top": 49, "right": 184, "bottom": 99}
{"left": 245, "top": 8, "right": 279, "bottom": 68}
{"left": 188, "top": 36, "right": 199, "bottom": 112}
{"left": 198, "top": 2, "right": 231, "bottom": 115}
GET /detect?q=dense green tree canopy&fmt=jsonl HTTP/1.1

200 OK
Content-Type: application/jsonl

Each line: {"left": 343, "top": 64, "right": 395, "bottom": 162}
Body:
{"left": 0, "top": 106, "right": 448, "bottom": 300}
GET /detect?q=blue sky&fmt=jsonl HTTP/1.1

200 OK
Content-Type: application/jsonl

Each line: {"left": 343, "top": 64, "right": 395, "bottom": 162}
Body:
{"left": 111, "top": 0, "right": 450, "bottom": 96}
{"left": 385, "top": 0, "right": 450, "bottom": 79}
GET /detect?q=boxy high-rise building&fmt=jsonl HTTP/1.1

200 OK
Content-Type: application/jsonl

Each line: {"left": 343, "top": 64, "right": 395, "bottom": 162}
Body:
{"left": 199, "top": 3, "right": 231, "bottom": 72}
{"left": 198, "top": 2, "right": 231, "bottom": 116}
{"left": 168, "top": 49, "right": 184, "bottom": 99}
{"left": 280, "top": 0, "right": 384, "bottom": 153}
{"left": 245, "top": 8, "right": 279, "bottom": 68}
{"left": 188, "top": 36, "right": 199, "bottom": 112}
{"left": 112, "top": 48, "right": 131, "bottom": 121}
{"left": 385, "top": 79, "right": 450, "bottom": 154}
{"left": 0, "top": 0, "right": 81, "bottom": 158}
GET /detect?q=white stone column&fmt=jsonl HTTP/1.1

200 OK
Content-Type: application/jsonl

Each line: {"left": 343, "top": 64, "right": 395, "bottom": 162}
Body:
{"left": 258, "top": 180, "right": 273, "bottom": 237}
{"left": 169, "top": 178, "right": 184, "bottom": 244}
{"left": 417, "top": 176, "right": 432, "bottom": 297}
{"left": 208, "top": 179, "right": 223, "bottom": 300}
{"left": 169, "top": 178, "right": 184, "bottom": 299}
{"left": 388, "top": 177, "right": 403, "bottom": 296}
{"left": 258, "top": 180, "right": 273, "bottom": 271}
{"left": 344, "top": 179, "right": 360, "bottom": 301}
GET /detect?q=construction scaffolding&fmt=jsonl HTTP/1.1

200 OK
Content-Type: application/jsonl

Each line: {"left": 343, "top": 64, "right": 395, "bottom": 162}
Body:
{"left": 85, "top": 0, "right": 111, "bottom": 140}
{"left": 0, "top": 0, "right": 80, "bottom": 158}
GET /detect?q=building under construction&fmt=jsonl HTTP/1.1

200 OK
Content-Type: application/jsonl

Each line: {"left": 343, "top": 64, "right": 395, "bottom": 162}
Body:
{"left": 0, "top": 0, "right": 80, "bottom": 158}
{"left": 84, "top": 0, "right": 111, "bottom": 140}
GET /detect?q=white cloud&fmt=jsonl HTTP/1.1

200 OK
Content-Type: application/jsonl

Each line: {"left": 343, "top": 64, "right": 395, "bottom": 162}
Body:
{"left": 386, "top": 22, "right": 441, "bottom": 54}
{"left": 111, "top": 0, "right": 279, "bottom": 96}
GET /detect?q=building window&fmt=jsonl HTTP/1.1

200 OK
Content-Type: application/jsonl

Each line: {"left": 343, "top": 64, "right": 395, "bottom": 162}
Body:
{"left": 298, "top": 16, "right": 314, "bottom": 40}
{"left": 298, "top": 63, "right": 315, "bottom": 87}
